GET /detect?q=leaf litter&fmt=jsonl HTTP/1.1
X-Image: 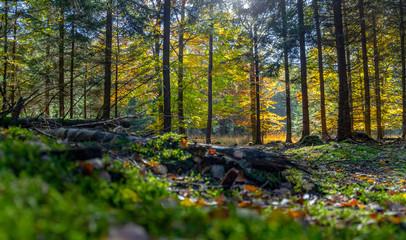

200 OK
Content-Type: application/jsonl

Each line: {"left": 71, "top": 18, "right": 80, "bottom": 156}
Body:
{"left": 134, "top": 139, "right": 406, "bottom": 237}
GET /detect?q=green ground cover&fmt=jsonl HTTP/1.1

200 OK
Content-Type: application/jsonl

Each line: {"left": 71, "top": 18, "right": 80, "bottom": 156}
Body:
{"left": 0, "top": 127, "right": 405, "bottom": 239}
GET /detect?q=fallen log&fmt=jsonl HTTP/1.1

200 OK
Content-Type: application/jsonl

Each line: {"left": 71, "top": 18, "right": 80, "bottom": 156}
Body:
{"left": 43, "top": 130, "right": 310, "bottom": 188}
{"left": 0, "top": 117, "right": 132, "bottom": 128}
{"left": 187, "top": 143, "right": 311, "bottom": 175}
{"left": 45, "top": 128, "right": 149, "bottom": 143}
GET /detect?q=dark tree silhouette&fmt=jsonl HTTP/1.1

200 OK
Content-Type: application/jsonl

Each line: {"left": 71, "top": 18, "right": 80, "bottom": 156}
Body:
{"left": 163, "top": 0, "right": 171, "bottom": 132}
{"left": 334, "top": 0, "right": 352, "bottom": 141}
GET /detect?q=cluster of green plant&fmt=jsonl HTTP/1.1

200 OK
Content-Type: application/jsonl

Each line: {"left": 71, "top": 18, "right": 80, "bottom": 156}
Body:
{"left": 131, "top": 133, "right": 191, "bottom": 164}
{"left": 287, "top": 142, "right": 381, "bottom": 162}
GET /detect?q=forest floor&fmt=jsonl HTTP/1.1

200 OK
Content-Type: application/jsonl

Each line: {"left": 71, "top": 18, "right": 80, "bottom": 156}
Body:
{"left": 0, "top": 127, "right": 405, "bottom": 239}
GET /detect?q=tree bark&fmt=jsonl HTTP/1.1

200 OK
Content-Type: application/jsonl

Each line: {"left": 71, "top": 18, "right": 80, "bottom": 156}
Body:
{"left": 206, "top": 20, "right": 214, "bottom": 144}
{"left": 115, "top": 8, "right": 120, "bottom": 118}
{"left": 11, "top": 14, "right": 16, "bottom": 107}
{"left": 84, "top": 65, "right": 87, "bottom": 119}
{"left": 298, "top": 0, "right": 310, "bottom": 138}
{"left": 2, "top": 0, "right": 8, "bottom": 109}
{"left": 372, "top": 14, "right": 383, "bottom": 140}
{"left": 70, "top": 22, "right": 75, "bottom": 119}
{"left": 343, "top": 0, "right": 354, "bottom": 132}
{"left": 281, "top": 0, "right": 292, "bottom": 143}
{"left": 250, "top": 46, "right": 257, "bottom": 143}
{"left": 313, "top": 0, "right": 328, "bottom": 139}
{"left": 254, "top": 24, "right": 261, "bottom": 145}
{"left": 102, "top": 0, "right": 113, "bottom": 120}
{"left": 163, "top": 0, "right": 171, "bottom": 132}
{"left": 45, "top": 19, "right": 50, "bottom": 116}
{"left": 359, "top": 0, "right": 371, "bottom": 136}
{"left": 153, "top": 1, "right": 162, "bottom": 132}
{"left": 334, "top": 0, "right": 352, "bottom": 141}
{"left": 401, "top": 0, "right": 406, "bottom": 138}
{"left": 58, "top": 6, "right": 65, "bottom": 118}
{"left": 178, "top": 0, "right": 186, "bottom": 134}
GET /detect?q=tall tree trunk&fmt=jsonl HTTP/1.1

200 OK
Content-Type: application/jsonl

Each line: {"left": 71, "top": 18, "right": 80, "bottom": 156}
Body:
{"left": 178, "top": 0, "right": 186, "bottom": 134}
{"left": 281, "top": 0, "right": 292, "bottom": 143}
{"left": 401, "top": 0, "right": 406, "bottom": 138}
{"left": 254, "top": 24, "right": 261, "bottom": 145}
{"left": 2, "top": 0, "right": 8, "bottom": 109}
{"left": 298, "top": 0, "right": 310, "bottom": 138}
{"left": 250, "top": 46, "right": 257, "bottom": 143}
{"left": 343, "top": 0, "right": 354, "bottom": 132}
{"left": 11, "top": 14, "right": 16, "bottom": 107}
{"left": 84, "top": 65, "right": 87, "bottom": 119}
{"left": 206, "top": 20, "right": 214, "bottom": 144}
{"left": 102, "top": 0, "right": 113, "bottom": 120}
{"left": 153, "top": 3, "right": 163, "bottom": 132}
{"left": 58, "top": 7, "right": 65, "bottom": 118}
{"left": 115, "top": 11, "right": 120, "bottom": 118}
{"left": 69, "top": 22, "right": 75, "bottom": 119}
{"left": 313, "top": 0, "right": 328, "bottom": 139}
{"left": 163, "top": 0, "right": 171, "bottom": 132}
{"left": 334, "top": 0, "right": 352, "bottom": 141}
{"left": 372, "top": 14, "right": 383, "bottom": 140}
{"left": 359, "top": 0, "right": 371, "bottom": 135}
{"left": 45, "top": 19, "right": 50, "bottom": 116}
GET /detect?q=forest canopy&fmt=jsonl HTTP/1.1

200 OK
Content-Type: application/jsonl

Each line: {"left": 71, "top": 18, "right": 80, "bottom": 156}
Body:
{"left": 0, "top": 0, "right": 405, "bottom": 143}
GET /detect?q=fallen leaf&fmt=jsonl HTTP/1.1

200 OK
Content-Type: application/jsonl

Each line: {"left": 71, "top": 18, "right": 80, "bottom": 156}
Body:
{"left": 208, "top": 147, "right": 216, "bottom": 155}
{"left": 78, "top": 162, "right": 94, "bottom": 176}
{"left": 180, "top": 138, "right": 188, "bottom": 149}
{"left": 216, "top": 194, "right": 227, "bottom": 205}
{"left": 388, "top": 190, "right": 397, "bottom": 195}
{"left": 180, "top": 197, "right": 195, "bottom": 207}
{"left": 197, "top": 199, "right": 207, "bottom": 206}
{"left": 366, "top": 179, "right": 374, "bottom": 183}
{"left": 245, "top": 185, "right": 258, "bottom": 192}
{"left": 390, "top": 216, "right": 403, "bottom": 224}
{"left": 288, "top": 210, "right": 306, "bottom": 218}
{"left": 370, "top": 213, "right": 379, "bottom": 218}
{"left": 341, "top": 199, "right": 358, "bottom": 207}
{"left": 235, "top": 172, "right": 247, "bottom": 183}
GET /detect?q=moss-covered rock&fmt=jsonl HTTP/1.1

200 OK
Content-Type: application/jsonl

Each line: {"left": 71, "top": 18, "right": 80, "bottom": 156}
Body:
{"left": 298, "top": 135, "right": 323, "bottom": 146}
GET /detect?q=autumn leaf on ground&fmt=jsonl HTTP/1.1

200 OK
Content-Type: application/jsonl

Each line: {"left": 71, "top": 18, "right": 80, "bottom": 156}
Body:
{"left": 341, "top": 199, "right": 358, "bottom": 207}
{"left": 216, "top": 194, "right": 227, "bottom": 205}
{"left": 208, "top": 147, "right": 216, "bottom": 155}
{"left": 288, "top": 210, "right": 306, "bottom": 218}
{"left": 180, "top": 137, "right": 188, "bottom": 149}
{"left": 245, "top": 185, "right": 258, "bottom": 192}
{"left": 180, "top": 197, "right": 195, "bottom": 207}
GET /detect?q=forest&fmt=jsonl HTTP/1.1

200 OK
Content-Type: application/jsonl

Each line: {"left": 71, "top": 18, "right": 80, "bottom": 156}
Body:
{"left": 0, "top": 0, "right": 406, "bottom": 239}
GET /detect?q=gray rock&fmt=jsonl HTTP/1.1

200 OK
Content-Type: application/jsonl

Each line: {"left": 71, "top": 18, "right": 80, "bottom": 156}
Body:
{"left": 108, "top": 223, "right": 150, "bottom": 240}
{"left": 210, "top": 165, "right": 225, "bottom": 180}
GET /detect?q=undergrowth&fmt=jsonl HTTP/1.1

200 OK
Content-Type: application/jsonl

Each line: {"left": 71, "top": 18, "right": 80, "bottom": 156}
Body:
{"left": 0, "top": 128, "right": 320, "bottom": 239}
